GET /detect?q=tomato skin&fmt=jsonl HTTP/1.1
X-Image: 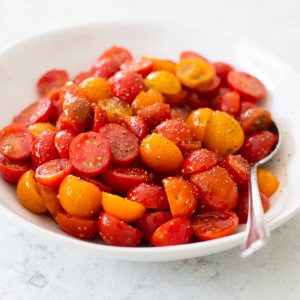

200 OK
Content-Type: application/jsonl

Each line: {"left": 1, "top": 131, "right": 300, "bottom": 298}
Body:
{"left": 240, "top": 102, "right": 256, "bottom": 115}
{"left": 91, "top": 103, "right": 107, "bottom": 132}
{"left": 240, "top": 131, "right": 277, "bottom": 163}
{"left": 31, "top": 131, "right": 60, "bottom": 167}
{"left": 98, "top": 212, "right": 142, "bottom": 247}
{"left": 127, "top": 183, "right": 169, "bottom": 210}
{"left": 177, "top": 140, "right": 202, "bottom": 155}
{"left": 216, "top": 91, "right": 240, "bottom": 116}
{"left": 101, "top": 165, "right": 149, "bottom": 195}
{"left": 192, "top": 211, "right": 238, "bottom": 240}
{"left": 0, "top": 157, "right": 32, "bottom": 183}
{"left": 37, "top": 69, "right": 69, "bottom": 96}
{"left": 196, "top": 75, "right": 221, "bottom": 97}
{"left": 191, "top": 166, "right": 238, "bottom": 211}
{"left": 180, "top": 51, "right": 208, "bottom": 62}
{"left": 151, "top": 218, "right": 193, "bottom": 246}
{"left": 120, "top": 58, "right": 153, "bottom": 77}
{"left": 99, "top": 124, "right": 139, "bottom": 165}
{"left": 135, "top": 211, "right": 172, "bottom": 242}
{"left": 117, "top": 116, "right": 148, "bottom": 141}
{"left": 99, "top": 46, "right": 132, "bottom": 66}
{"left": 165, "top": 90, "right": 188, "bottom": 106}
{"left": 92, "top": 58, "right": 120, "bottom": 79}
{"left": 182, "top": 149, "right": 221, "bottom": 174}
{"left": 213, "top": 62, "right": 234, "bottom": 84}
{"left": 73, "top": 70, "right": 93, "bottom": 84}
{"left": 56, "top": 213, "right": 98, "bottom": 239}
{"left": 55, "top": 113, "right": 79, "bottom": 135}
{"left": 185, "top": 92, "right": 210, "bottom": 109}
{"left": 0, "top": 124, "right": 33, "bottom": 160}
{"left": 109, "top": 71, "right": 145, "bottom": 104}
{"left": 257, "top": 168, "right": 279, "bottom": 197}
{"left": 54, "top": 130, "right": 74, "bottom": 159}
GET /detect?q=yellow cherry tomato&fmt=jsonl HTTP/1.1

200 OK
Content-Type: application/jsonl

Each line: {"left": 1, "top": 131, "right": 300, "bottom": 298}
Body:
{"left": 176, "top": 57, "right": 215, "bottom": 88}
{"left": 28, "top": 123, "right": 55, "bottom": 139}
{"left": 257, "top": 168, "right": 279, "bottom": 197}
{"left": 187, "top": 108, "right": 213, "bottom": 141}
{"left": 80, "top": 77, "right": 111, "bottom": 103}
{"left": 131, "top": 89, "right": 165, "bottom": 113}
{"left": 143, "top": 57, "right": 176, "bottom": 73}
{"left": 102, "top": 192, "right": 145, "bottom": 223}
{"left": 140, "top": 133, "right": 184, "bottom": 173}
{"left": 98, "top": 98, "right": 132, "bottom": 123}
{"left": 58, "top": 175, "right": 102, "bottom": 218}
{"left": 204, "top": 111, "right": 244, "bottom": 156}
{"left": 17, "top": 170, "right": 47, "bottom": 214}
{"left": 145, "top": 71, "right": 182, "bottom": 95}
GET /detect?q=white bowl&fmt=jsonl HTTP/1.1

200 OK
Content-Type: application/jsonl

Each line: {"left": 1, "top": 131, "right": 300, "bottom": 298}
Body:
{"left": 0, "top": 21, "right": 299, "bottom": 261}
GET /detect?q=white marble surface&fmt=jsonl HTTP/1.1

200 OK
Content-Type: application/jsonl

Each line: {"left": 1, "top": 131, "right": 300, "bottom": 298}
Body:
{"left": 1, "top": 0, "right": 300, "bottom": 299}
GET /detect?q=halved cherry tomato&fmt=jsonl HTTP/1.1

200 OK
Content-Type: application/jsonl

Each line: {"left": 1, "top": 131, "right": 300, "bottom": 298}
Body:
{"left": 191, "top": 166, "right": 238, "bottom": 211}
{"left": 98, "top": 212, "right": 142, "bottom": 247}
{"left": 117, "top": 116, "right": 148, "bottom": 141}
{"left": 55, "top": 113, "right": 79, "bottom": 135}
{"left": 192, "top": 211, "right": 238, "bottom": 240}
{"left": 59, "top": 81, "right": 87, "bottom": 105}
{"left": 99, "top": 124, "right": 139, "bottom": 165}
{"left": 177, "top": 140, "right": 202, "bottom": 154}
{"left": 101, "top": 165, "right": 149, "bottom": 195}
{"left": 165, "top": 90, "right": 188, "bottom": 106}
{"left": 28, "top": 122, "right": 55, "bottom": 139}
{"left": 91, "top": 103, "right": 107, "bottom": 132}
{"left": 185, "top": 92, "right": 210, "bottom": 109}
{"left": 180, "top": 51, "right": 208, "bottom": 62}
{"left": 240, "top": 101, "right": 256, "bottom": 115}
{"left": 13, "top": 98, "right": 53, "bottom": 127}
{"left": 127, "top": 183, "right": 169, "bottom": 210}
{"left": 0, "top": 157, "right": 32, "bottom": 183}
{"left": 92, "top": 58, "right": 120, "bottom": 79}
{"left": 0, "top": 124, "right": 33, "bottom": 160}
{"left": 257, "top": 168, "right": 279, "bottom": 197}
{"left": 196, "top": 75, "right": 221, "bottom": 97}
{"left": 240, "top": 131, "right": 277, "bottom": 163}
{"left": 74, "top": 175, "right": 112, "bottom": 193}
{"left": 151, "top": 218, "right": 193, "bottom": 246}
{"left": 31, "top": 131, "right": 59, "bottom": 167}
{"left": 121, "top": 58, "right": 153, "bottom": 77}
{"left": 35, "top": 159, "right": 72, "bottom": 188}
{"left": 182, "top": 149, "right": 220, "bottom": 174}
{"left": 37, "top": 69, "right": 69, "bottom": 96}
{"left": 132, "top": 89, "right": 165, "bottom": 113}
{"left": 212, "top": 62, "right": 234, "bottom": 84}
{"left": 171, "top": 106, "right": 191, "bottom": 121}
{"left": 56, "top": 213, "right": 98, "bottom": 239}
{"left": 227, "top": 71, "right": 267, "bottom": 102}
{"left": 144, "top": 57, "right": 176, "bottom": 73}
{"left": 80, "top": 77, "right": 111, "bottom": 103}
{"left": 73, "top": 70, "right": 93, "bottom": 84}
{"left": 54, "top": 130, "right": 74, "bottom": 159}
{"left": 69, "top": 131, "right": 112, "bottom": 176}
{"left": 109, "top": 71, "right": 145, "bottom": 104}
{"left": 216, "top": 90, "right": 240, "bottom": 116}
{"left": 98, "top": 46, "right": 132, "bottom": 66}
{"left": 163, "top": 177, "right": 197, "bottom": 218}
{"left": 135, "top": 211, "right": 172, "bottom": 242}
{"left": 240, "top": 108, "right": 272, "bottom": 134}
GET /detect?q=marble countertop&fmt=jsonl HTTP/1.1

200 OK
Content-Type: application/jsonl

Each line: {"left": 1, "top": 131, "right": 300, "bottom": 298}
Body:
{"left": 1, "top": 0, "right": 300, "bottom": 299}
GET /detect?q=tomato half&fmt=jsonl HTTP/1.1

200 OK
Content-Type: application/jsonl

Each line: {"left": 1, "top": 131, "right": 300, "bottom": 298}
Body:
{"left": 54, "top": 130, "right": 74, "bottom": 159}
{"left": 92, "top": 58, "right": 120, "bottom": 79}
{"left": 117, "top": 116, "right": 148, "bottom": 141}
{"left": 120, "top": 58, "right": 153, "bottom": 77}
{"left": 216, "top": 90, "right": 240, "bottom": 116}
{"left": 98, "top": 46, "right": 133, "bottom": 66}
{"left": 91, "top": 103, "right": 107, "bottom": 132}
{"left": 212, "top": 62, "right": 233, "bottom": 84}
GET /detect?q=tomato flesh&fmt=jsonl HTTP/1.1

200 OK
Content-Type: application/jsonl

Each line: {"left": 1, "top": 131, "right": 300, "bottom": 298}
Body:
{"left": 117, "top": 116, "right": 148, "bottom": 141}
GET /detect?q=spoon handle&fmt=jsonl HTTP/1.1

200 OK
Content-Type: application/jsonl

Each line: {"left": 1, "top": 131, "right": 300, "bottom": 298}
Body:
{"left": 240, "top": 163, "right": 270, "bottom": 257}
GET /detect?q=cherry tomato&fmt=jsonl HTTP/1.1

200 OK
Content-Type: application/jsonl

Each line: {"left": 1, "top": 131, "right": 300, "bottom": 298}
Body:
{"left": 257, "top": 168, "right": 279, "bottom": 197}
{"left": 91, "top": 103, "right": 107, "bottom": 132}
{"left": 127, "top": 183, "right": 169, "bottom": 210}
{"left": 31, "top": 131, "right": 59, "bottom": 167}
{"left": 135, "top": 211, "right": 172, "bottom": 242}
{"left": 165, "top": 90, "right": 188, "bottom": 106}
{"left": 80, "top": 77, "right": 111, "bottom": 103}
{"left": 13, "top": 98, "right": 53, "bottom": 127}
{"left": 99, "top": 124, "right": 139, "bottom": 165}
{"left": 37, "top": 69, "right": 69, "bottom": 96}
{"left": 163, "top": 177, "right": 197, "bottom": 218}
{"left": 196, "top": 75, "right": 221, "bottom": 97}
{"left": 240, "top": 101, "right": 256, "bottom": 115}
{"left": 101, "top": 165, "right": 149, "bottom": 195}
{"left": 151, "top": 218, "right": 192, "bottom": 246}
{"left": 55, "top": 113, "right": 79, "bottom": 135}
{"left": 185, "top": 92, "right": 210, "bottom": 109}
{"left": 177, "top": 140, "right": 202, "bottom": 154}
{"left": 191, "top": 166, "right": 238, "bottom": 211}
{"left": 145, "top": 57, "right": 176, "bottom": 73}
{"left": 73, "top": 70, "right": 93, "bottom": 84}
{"left": 0, "top": 157, "right": 32, "bottom": 183}
{"left": 240, "top": 108, "right": 272, "bottom": 134}
{"left": 109, "top": 71, "right": 145, "bottom": 104}
{"left": 216, "top": 90, "right": 240, "bottom": 116}
{"left": 74, "top": 175, "right": 112, "bottom": 193}
{"left": 227, "top": 71, "right": 267, "bottom": 102}
{"left": 92, "top": 58, "right": 120, "bottom": 79}
{"left": 182, "top": 149, "right": 221, "bottom": 174}
{"left": 117, "top": 116, "right": 148, "bottom": 141}
{"left": 28, "top": 122, "right": 55, "bottom": 139}
{"left": 180, "top": 51, "right": 208, "bottom": 62}
{"left": 69, "top": 132, "right": 112, "bottom": 176}
{"left": 213, "top": 62, "right": 234, "bottom": 84}
{"left": 132, "top": 89, "right": 165, "bottom": 113}
{"left": 98, "top": 212, "right": 142, "bottom": 247}
{"left": 192, "top": 211, "right": 238, "bottom": 240}
{"left": 240, "top": 131, "right": 278, "bottom": 163}
{"left": 35, "top": 159, "right": 72, "bottom": 188}
{"left": 0, "top": 124, "right": 33, "bottom": 160}
{"left": 98, "top": 46, "right": 132, "bottom": 66}
{"left": 120, "top": 58, "right": 153, "bottom": 77}
{"left": 56, "top": 213, "right": 98, "bottom": 239}
{"left": 54, "top": 130, "right": 74, "bottom": 159}
{"left": 170, "top": 106, "right": 191, "bottom": 121}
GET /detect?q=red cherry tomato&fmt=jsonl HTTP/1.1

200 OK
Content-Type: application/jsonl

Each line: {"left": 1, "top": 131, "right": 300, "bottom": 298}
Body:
{"left": 13, "top": 98, "right": 53, "bottom": 127}
{"left": 91, "top": 103, "right": 107, "bottom": 132}
{"left": 216, "top": 90, "right": 240, "bottom": 116}
{"left": 196, "top": 75, "right": 221, "bottom": 97}
{"left": 99, "top": 46, "right": 133, "bottom": 66}
{"left": 54, "top": 130, "right": 74, "bottom": 159}
{"left": 240, "top": 131, "right": 278, "bottom": 163}
{"left": 151, "top": 218, "right": 193, "bottom": 246}
{"left": 227, "top": 71, "right": 267, "bottom": 102}
{"left": 137, "top": 103, "right": 171, "bottom": 129}
{"left": 0, "top": 157, "right": 32, "bottom": 183}
{"left": 35, "top": 159, "right": 72, "bottom": 188}
{"left": 98, "top": 212, "right": 142, "bottom": 247}
{"left": 101, "top": 165, "right": 149, "bottom": 195}
{"left": 170, "top": 106, "right": 191, "bottom": 120}
{"left": 135, "top": 211, "right": 172, "bottom": 242}
{"left": 127, "top": 183, "right": 169, "bottom": 210}
{"left": 191, "top": 166, "right": 238, "bottom": 211}
{"left": 185, "top": 92, "right": 210, "bottom": 109}
{"left": 182, "top": 149, "right": 221, "bottom": 174}
{"left": 31, "top": 131, "right": 59, "bottom": 167}
{"left": 192, "top": 211, "right": 238, "bottom": 240}
{"left": 56, "top": 213, "right": 98, "bottom": 239}
{"left": 0, "top": 124, "right": 33, "bottom": 160}
{"left": 73, "top": 70, "right": 93, "bottom": 84}
{"left": 121, "top": 58, "right": 153, "bottom": 77}
{"left": 92, "top": 58, "right": 120, "bottom": 79}
{"left": 74, "top": 175, "right": 113, "bottom": 193}
{"left": 51, "top": 98, "right": 63, "bottom": 124}
{"left": 99, "top": 124, "right": 139, "bottom": 165}
{"left": 213, "top": 62, "right": 234, "bottom": 84}
{"left": 240, "top": 101, "right": 256, "bottom": 115}
{"left": 37, "top": 69, "right": 69, "bottom": 96}
{"left": 55, "top": 113, "right": 79, "bottom": 135}
{"left": 117, "top": 116, "right": 148, "bottom": 141}
{"left": 177, "top": 140, "right": 202, "bottom": 155}
{"left": 180, "top": 51, "right": 208, "bottom": 62}
{"left": 69, "top": 131, "right": 112, "bottom": 176}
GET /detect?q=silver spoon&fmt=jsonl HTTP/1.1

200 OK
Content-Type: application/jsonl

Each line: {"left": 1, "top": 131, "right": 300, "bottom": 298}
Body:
{"left": 241, "top": 122, "right": 281, "bottom": 257}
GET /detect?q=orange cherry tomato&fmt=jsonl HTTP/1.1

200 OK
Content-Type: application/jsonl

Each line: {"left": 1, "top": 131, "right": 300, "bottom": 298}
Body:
{"left": 80, "top": 77, "right": 111, "bottom": 103}
{"left": 257, "top": 168, "right": 279, "bottom": 197}
{"left": 131, "top": 89, "right": 165, "bottom": 113}
{"left": 144, "top": 57, "right": 176, "bottom": 73}
{"left": 28, "top": 122, "right": 56, "bottom": 139}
